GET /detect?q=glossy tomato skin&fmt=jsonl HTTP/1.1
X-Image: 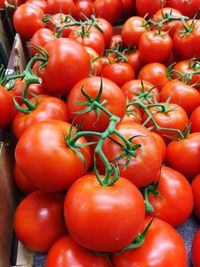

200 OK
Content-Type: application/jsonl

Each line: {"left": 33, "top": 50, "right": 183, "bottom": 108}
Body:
{"left": 46, "top": 0, "right": 78, "bottom": 17}
{"left": 191, "top": 174, "right": 200, "bottom": 219}
{"left": 135, "top": 0, "right": 167, "bottom": 17}
{"left": 167, "top": 0, "right": 200, "bottom": 18}
{"left": 95, "top": 18, "right": 113, "bottom": 48}
{"left": 125, "top": 50, "right": 144, "bottom": 75}
{"left": 34, "top": 38, "right": 90, "bottom": 95}
{"left": 191, "top": 230, "right": 200, "bottom": 267}
{"left": 75, "top": 0, "right": 93, "bottom": 20}
{"left": 13, "top": 3, "right": 44, "bottom": 40}
{"left": 46, "top": 235, "right": 113, "bottom": 267}
{"left": 112, "top": 216, "right": 188, "bottom": 267}
{"left": 166, "top": 133, "right": 200, "bottom": 181}
{"left": 27, "top": 0, "right": 48, "bottom": 13}
{"left": 147, "top": 166, "right": 193, "bottom": 227}
{"left": 12, "top": 95, "right": 69, "bottom": 139}
{"left": 14, "top": 191, "right": 67, "bottom": 252}
{"left": 64, "top": 174, "right": 145, "bottom": 252}
{"left": 151, "top": 132, "right": 166, "bottom": 162}
{"left": 190, "top": 106, "right": 200, "bottom": 133}
{"left": 160, "top": 80, "right": 200, "bottom": 115}
{"left": 15, "top": 120, "right": 91, "bottom": 192}
{"left": 96, "top": 122, "right": 162, "bottom": 188}
{"left": 67, "top": 77, "right": 126, "bottom": 132}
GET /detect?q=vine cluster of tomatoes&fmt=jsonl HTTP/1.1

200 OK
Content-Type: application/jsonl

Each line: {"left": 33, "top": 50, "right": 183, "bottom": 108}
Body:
{"left": 0, "top": 0, "right": 200, "bottom": 266}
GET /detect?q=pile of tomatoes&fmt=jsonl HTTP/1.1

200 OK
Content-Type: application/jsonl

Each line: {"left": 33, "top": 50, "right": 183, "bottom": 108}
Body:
{"left": 0, "top": 0, "right": 200, "bottom": 266}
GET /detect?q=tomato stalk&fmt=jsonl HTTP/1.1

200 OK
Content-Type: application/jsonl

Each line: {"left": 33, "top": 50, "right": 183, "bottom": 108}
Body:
{"left": 4, "top": 0, "right": 17, "bottom": 10}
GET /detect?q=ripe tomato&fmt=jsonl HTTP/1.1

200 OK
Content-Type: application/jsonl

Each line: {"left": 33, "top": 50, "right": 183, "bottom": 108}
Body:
{"left": 12, "top": 95, "right": 69, "bottom": 139}
{"left": 191, "top": 230, "right": 200, "bottom": 267}
{"left": 95, "top": 18, "right": 113, "bottom": 48}
{"left": 15, "top": 120, "right": 91, "bottom": 192}
{"left": 139, "top": 31, "right": 173, "bottom": 63}
{"left": 14, "top": 190, "right": 67, "bottom": 252}
{"left": 190, "top": 106, "right": 200, "bottom": 133}
{"left": 135, "top": 0, "right": 167, "bottom": 18}
{"left": 108, "top": 34, "right": 123, "bottom": 49}
{"left": 124, "top": 50, "right": 144, "bottom": 75}
{"left": 151, "top": 132, "right": 166, "bottom": 162}
{"left": 138, "top": 63, "right": 169, "bottom": 90}
{"left": 26, "top": 0, "right": 48, "bottom": 13}
{"left": 191, "top": 174, "right": 200, "bottom": 219}
{"left": 96, "top": 122, "right": 162, "bottom": 188}
{"left": 64, "top": 174, "right": 145, "bottom": 252}
{"left": 166, "top": 133, "right": 200, "bottom": 181}
{"left": 147, "top": 166, "right": 193, "bottom": 227}
{"left": 102, "top": 62, "right": 135, "bottom": 87}
{"left": 167, "top": 0, "right": 200, "bottom": 18}
{"left": 46, "top": 0, "right": 78, "bottom": 17}
{"left": 34, "top": 38, "right": 90, "bottom": 95}
{"left": 75, "top": 0, "right": 93, "bottom": 20}
{"left": 67, "top": 76, "right": 126, "bottom": 132}
{"left": 160, "top": 80, "right": 200, "bottom": 115}
{"left": 121, "top": 105, "right": 142, "bottom": 125}
{"left": 84, "top": 46, "right": 103, "bottom": 76}
{"left": 13, "top": 3, "right": 44, "bottom": 40}
{"left": 46, "top": 235, "right": 113, "bottom": 267}
{"left": 112, "top": 216, "right": 188, "bottom": 267}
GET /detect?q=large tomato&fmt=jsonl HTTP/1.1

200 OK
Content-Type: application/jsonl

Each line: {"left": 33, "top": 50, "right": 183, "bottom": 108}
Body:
{"left": 14, "top": 190, "right": 67, "bottom": 252}
{"left": 15, "top": 120, "right": 91, "bottom": 192}
{"left": 147, "top": 166, "right": 193, "bottom": 227}
{"left": 166, "top": 132, "right": 200, "bottom": 181}
{"left": 191, "top": 230, "right": 200, "bottom": 267}
{"left": 64, "top": 174, "right": 145, "bottom": 252}
{"left": 112, "top": 216, "right": 188, "bottom": 267}
{"left": 46, "top": 235, "right": 113, "bottom": 267}
{"left": 34, "top": 38, "right": 90, "bottom": 95}
{"left": 96, "top": 122, "right": 162, "bottom": 188}
{"left": 67, "top": 76, "right": 126, "bottom": 132}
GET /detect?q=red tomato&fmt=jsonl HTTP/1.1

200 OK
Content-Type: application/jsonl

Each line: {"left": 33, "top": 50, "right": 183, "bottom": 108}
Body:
{"left": 46, "top": 0, "right": 78, "bottom": 17}
{"left": 166, "top": 132, "right": 200, "bottom": 181}
{"left": 191, "top": 174, "right": 200, "bottom": 219}
{"left": 102, "top": 62, "right": 135, "bottom": 87}
{"left": 173, "top": 19, "right": 200, "bottom": 59}
{"left": 95, "top": 18, "right": 113, "bottom": 48}
{"left": 13, "top": 3, "right": 44, "bottom": 40}
{"left": 109, "top": 34, "right": 123, "bottom": 49}
{"left": 190, "top": 106, "right": 200, "bottom": 133}
{"left": 147, "top": 166, "right": 193, "bottom": 227}
{"left": 96, "top": 122, "right": 162, "bottom": 188}
{"left": 168, "top": 0, "right": 200, "bottom": 18}
{"left": 15, "top": 120, "right": 91, "bottom": 192}
{"left": 124, "top": 50, "right": 144, "bottom": 75}
{"left": 93, "top": 0, "right": 123, "bottom": 24}
{"left": 46, "top": 235, "right": 113, "bottom": 267}
{"left": 151, "top": 131, "right": 166, "bottom": 162}
{"left": 138, "top": 63, "right": 169, "bottom": 90}
{"left": 112, "top": 216, "right": 188, "bottom": 267}
{"left": 121, "top": 105, "right": 142, "bottom": 125}
{"left": 67, "top": 76, "right": 126, "bottom": 132}
{"left": 191, "top": 230, "right": 200, "bottom": 267}
{"left": 12, "top": 95, "right": 69, "bottom": 138}
{"left": 121, "top": 16, "right": 149, "bottom": 48}
{"left": 64, "top": 174, "right": 145, "bottom": 251}
{"left": 34, "top": 38, "right": 90, "bottom": 95}
{"left": 75, "top": 0, "right": 93, "bottom": 20}
{"left": 13, "top": 163, "right": 37, "bottom": 195}
{"left": 26, "top": 0, "right": 47, "bottom": 13}
{"left": 135, "top": 0, "right": 167, "bottom": 17}
{"left": 139, "top": 31, "right": 173, "bottom": 63}
{"left": 14, "top": 191, "right": 67, "bottom": 252}
{"left": 160, "top": 80, "right": 200, "bottom": 115}
{"left": 84, "top": 46, "right": 103, "bottom": 76}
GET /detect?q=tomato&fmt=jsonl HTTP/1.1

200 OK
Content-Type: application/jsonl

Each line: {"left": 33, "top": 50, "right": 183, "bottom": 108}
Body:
{"left": 93, "top": 0, "right": 123, "bottom": 24}
{"left": 14, "top": 190, "right": 67, "bottom": 252}
{"left": 121, "top": 16, "right": 149, "bottom": 48}
{"left": 96, "top": 122, "right": 162, "bottom": 188}
{"left": 102, "top": 62, "right": 135, "bottom": 87}
{"left": 152, "top": 7, "right": 183, "bottom": 37}
{"left": 15, "top": 120, "right": 91, "bottom": 192}
{"left": 139, "top": 31, "right": 173, "bottom": 63}
{"left": 100, "top": 56, "right": 115, "bottom": 69}
{"left": 12, "top": 95, "right": 69, "bottom": 138}
{"left": 167, "top": 0, "right": 200, "bottom": 18}
{"left": 75, "top": 0, "right": 93, "bottom": 20}
{"left": 121, "top": 105, "right": 142, "bottom": 125}
{"left": 95, "top": 18, "right": 113, "bottom": 48}
{"left": 67, "top": 76, "right": 126, "bottom": 132}
{"left": 26, "top": 0, "right": 47, "bottom": 13}
{"left": 138, "top": 63, "right": 169, "bottom": 90}
{"left": 109, "top": 34, "right": 123, "bottom": 49}
{"left": 112, "top": 216, "right": 188, "bottom": 267}
{"left": 46, "top": 0, "right": 78, "bottom": 17}
{"left": 46, "top": 235, "right": 113, "bottom": 267}
{"left": 64, "top": 174, "right": 145, "bottom": 252}
{"left": 190, "top": 106, "right": 200, "bottom": 133}
{"left": 135, "top": 0, "right": 167, "bottom": 18}
{"left": 147, "top": 166, "right": 193, "bottom": 227}
{"left": 143, "top": 103, "right": 189, "bottom": 143}
{"left": 192, "top": 230, "right": 200, "bottom": 267}
{"left": 160, "top": 80, "right": 200, "bottom": 115}
{"left": 191, "top": 174, "right": 200, "bottom": 219}
{"left": 13, "top": 3, "right": 44, "bottom": 40}
{"left": 34, "top": 38, "right": 90, "bottom": 95}
{"left": 0, "top": 85, "right": 15, "bottom": 129}
{"left": 173, "top": 19, "right": 200, "bottom": 59}
{"left": 13, "top": 163, "right": 37, "bottom": 195}
{"left": 124, "top": 50, "right": 144, "bottom": 75}
{"left": 121, "top": 0, "right": 135, "bottom": 19}
{"left": 166, "top": 133, "right": 200, "bottom": 181}
{"left": 151, "top": 132, "right": 166, "bottom": 162}
{"left": 84, "top": 46, "right": 103, "bottom": 76}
